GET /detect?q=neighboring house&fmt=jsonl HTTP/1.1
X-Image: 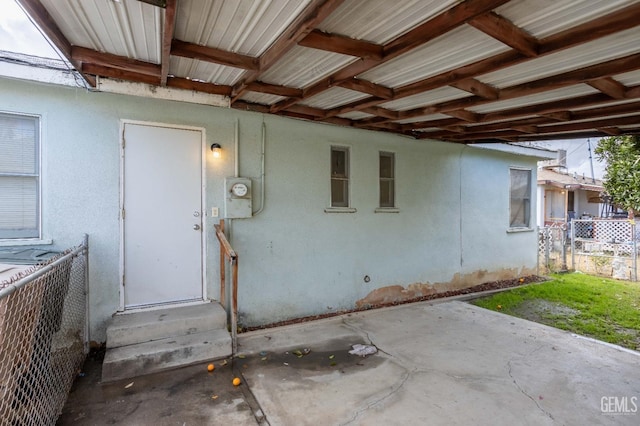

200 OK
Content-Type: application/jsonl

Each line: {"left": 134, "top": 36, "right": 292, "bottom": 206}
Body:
{"left": 537, "top": 165, "right": 604, "bottom": 227}
{"left": 0, "top": 53, "right": 553, "bottom": 343}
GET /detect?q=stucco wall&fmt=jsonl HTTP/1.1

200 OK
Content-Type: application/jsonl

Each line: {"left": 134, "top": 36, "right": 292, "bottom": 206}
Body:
{"left": 0, "top": 76, "right": 539, "bottom": 341}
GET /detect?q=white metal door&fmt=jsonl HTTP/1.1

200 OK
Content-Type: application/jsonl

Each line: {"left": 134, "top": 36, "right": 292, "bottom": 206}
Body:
{"left": 122, "top": 123, "right": 204, "bottom": 308}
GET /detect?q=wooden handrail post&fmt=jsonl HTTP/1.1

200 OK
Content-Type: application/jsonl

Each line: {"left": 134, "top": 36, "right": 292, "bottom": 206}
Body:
{"left": 231, "top": 255, "right": 238, "bottom": 354}
{"left": 213, "top": 219, "right": 240, "bottom": 355}
{"left": 218, "top": 219, "right": 225, "bottom": 308}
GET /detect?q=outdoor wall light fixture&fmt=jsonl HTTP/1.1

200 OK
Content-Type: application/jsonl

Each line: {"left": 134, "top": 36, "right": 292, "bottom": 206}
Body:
{"left": 210, "top": 143, "right": 222, "bottom": 159}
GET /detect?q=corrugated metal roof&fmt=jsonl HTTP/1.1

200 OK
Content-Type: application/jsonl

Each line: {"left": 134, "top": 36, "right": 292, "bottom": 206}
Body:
{"left": 480, "top": 27, "right": 640, "bottom": 88}
{"left": 42, "top": 0, "right": 162, "bottom": 63}
{"left": 174, "top": 0, "right": 311, "bottom": 56}
{"left": 259, "top": 46, "right": 356, "bottom": 88}
{"left": 319, "top": 0, "right": 459, "bottom": 44}
{"left": 495, "top": 0, "right": 633, "bottom": 39}
{"left": 299, "top": 87, "right": 371, "bottom": 109}
{"left": 396, "top": 113, "right": 450, "bottom": 125}
{"left": 615, "top": 70, "right": 640, "bottom": 86}
{"left": 469, "top": 85, "right": 600, "bottom": 114}
{"left": 381, "top": 87, "right": 469, "bottom": 111}
{"left": 239, "top": 92, "right": 286, "bottom": 105}
{"left": 22, "top": 0, "right": 640, "bottom": 142}
{"left": 169, "top": 57, "right": 244, "bottom": 86}
{"left": 338, "top": 111, "right": 374, "bottom": 120}
{"left": 360, "top": 26, "right": 509, "bottom": 87}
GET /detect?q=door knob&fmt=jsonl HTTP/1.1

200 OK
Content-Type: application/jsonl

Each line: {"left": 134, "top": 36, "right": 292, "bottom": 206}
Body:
{"left": 193, "top": 224, "right": 201, "bottom": 230}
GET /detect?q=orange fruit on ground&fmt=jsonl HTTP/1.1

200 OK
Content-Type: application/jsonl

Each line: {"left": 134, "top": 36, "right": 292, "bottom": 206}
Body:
{"left": 207, "top": 364, "right": 215, "bottom": 372}
{"left": 232, "top": 377, "right": 241, "bottom": 386}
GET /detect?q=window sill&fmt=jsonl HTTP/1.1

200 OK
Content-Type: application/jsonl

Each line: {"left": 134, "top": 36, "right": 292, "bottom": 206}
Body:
{"left": 0, "top": 239, "right": 53, "bottom": 247}
{"left": 324, "top": 207, "right": 357, "bottom": 213}
{"left": 375, "top": 208, "right": 400, "bottom": 213}
{"left": 506, "top": 227, "right": 534, "bottom": 233}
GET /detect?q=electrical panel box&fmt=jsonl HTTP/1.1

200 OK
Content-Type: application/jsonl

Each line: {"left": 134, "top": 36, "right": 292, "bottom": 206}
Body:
{"left": 224, "top": 177, "right": 252, "bottom": 218}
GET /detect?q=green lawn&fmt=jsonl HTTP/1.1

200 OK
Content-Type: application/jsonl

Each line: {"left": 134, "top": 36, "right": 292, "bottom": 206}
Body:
{"left": 471, "top": 273, "right": 640, "bottom": 351}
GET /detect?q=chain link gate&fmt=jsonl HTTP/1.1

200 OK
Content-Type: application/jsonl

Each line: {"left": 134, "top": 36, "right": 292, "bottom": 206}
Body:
{"left": 571, "top": 219, "right": 638, "bottom": 281}
{"left": 538, "top": 223, "right": 568, "bottom": 275}
{"left": 0, "top": 236, "right": 88, "bottom": 425}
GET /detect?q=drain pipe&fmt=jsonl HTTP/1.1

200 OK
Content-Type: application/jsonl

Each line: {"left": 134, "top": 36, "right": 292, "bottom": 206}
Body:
{"left": 253, "top": 121, "right": 266, "bottom": 216}
{"left": 234, "top": 119, "right": 239, "bottom": 178}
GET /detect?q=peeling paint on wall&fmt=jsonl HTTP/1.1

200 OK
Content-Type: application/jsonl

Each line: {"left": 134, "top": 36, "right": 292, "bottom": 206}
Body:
{"left": 355, "top": 267, "right": 537, "bottom": 309}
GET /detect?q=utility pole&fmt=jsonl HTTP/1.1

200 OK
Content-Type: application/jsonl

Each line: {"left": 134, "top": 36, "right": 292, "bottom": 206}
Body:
{"left": 587, "top": 139, "right": 596, "bottom": 184}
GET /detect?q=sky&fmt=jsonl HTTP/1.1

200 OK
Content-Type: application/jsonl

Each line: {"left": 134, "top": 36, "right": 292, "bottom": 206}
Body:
{"left": 0, "top": 0, "right": 607, "bottom": 179}
{"left": 0, "top": 0, "right": 57, "bottom": 58}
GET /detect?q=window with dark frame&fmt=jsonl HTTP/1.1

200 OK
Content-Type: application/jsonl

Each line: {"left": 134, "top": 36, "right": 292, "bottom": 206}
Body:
{"left": 330, "top": 146, "right": 349, "bottom": 208}
{"left": 0, "top": 112, "right": 40, "bottom": 239}
{"left": 379, "top": 152, "right": 395, "bottom": 208}
{"left": 509, "top": 168, "right": 531, "bottom": 228}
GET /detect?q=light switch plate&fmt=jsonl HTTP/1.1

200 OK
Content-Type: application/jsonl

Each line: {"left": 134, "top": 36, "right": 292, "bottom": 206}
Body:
{"left": 212, "top": 207, "right": 219, "bottom": 217}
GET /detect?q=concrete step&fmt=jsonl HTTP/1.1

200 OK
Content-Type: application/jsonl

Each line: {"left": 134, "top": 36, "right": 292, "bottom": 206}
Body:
{"left": 106, "top": 302, "right": 227, "bottom": 348}
{"left": 101, "top": 329, "right": 232, "bottom": 382}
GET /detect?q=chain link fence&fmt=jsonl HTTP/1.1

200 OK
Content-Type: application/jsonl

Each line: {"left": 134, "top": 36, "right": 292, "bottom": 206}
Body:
{"left": 0, "top": 236, "right": 88, "bottom": 425}
{"left": 539, "top": 220, "right": 638, "bottom": 281}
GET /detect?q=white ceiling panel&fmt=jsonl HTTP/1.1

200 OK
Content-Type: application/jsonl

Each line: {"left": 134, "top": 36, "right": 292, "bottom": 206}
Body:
{"left": 175, "top": 0, "right": 311, "bottom": 56}
{"left": 360, "top": 26, "right": 509, "bottom": 87}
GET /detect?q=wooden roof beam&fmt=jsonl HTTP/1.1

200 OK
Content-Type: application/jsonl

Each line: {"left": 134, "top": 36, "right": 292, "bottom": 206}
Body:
{"left": 298, "top": 30, "right": 383, "bottom": 60}
{"left": 160, "top": 0, "right": 177, "bottom": 85}
{"left": 338, "top": 78, "right": 394, "bottom": 100}
{"left": 541, "top": 111, "right": 572, "bottom": 121}
{"left": 246, "top": 82, "right": 303, "bottom": 98}
{"left": 72, "top": 46, "right": 160, "bottom": 77}
{"left": 82, "top": 63, "right": 159, "bottom": 85}
{"left": 450, "top": 78, "right": 499, "bottom": 99}
{"left": 400, "top": 118, "right": 462, "bottom": 131}
{"left": 445, "top": 110, "right": 481, "bottom": 122}
{"left": 598, "top": 127, "right": 622, "bottom": 136}
{"left": 469, "top": 11, "right": 539, "bottom": 57}
{"left": 166, "top": 77, "right": 232, "bottom": 96}
{"left": 587, "top": 77, "right": 628, "bottom": 99}
{"left": 171, "top": 39, "right": 259, "bottom": 71}
{"left": 360, "top": 107, "right": 400, "bottom": 120}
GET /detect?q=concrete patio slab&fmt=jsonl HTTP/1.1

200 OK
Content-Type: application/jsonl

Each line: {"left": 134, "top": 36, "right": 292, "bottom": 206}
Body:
{"left": 59, "top": 300, "right": 639, "bottom": 425}
{"left": 237, "top": 301, "right": 639, "bottom": 425}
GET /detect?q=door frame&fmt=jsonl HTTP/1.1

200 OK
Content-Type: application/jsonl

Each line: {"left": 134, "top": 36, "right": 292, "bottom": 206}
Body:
{"left": 118, "top": 119, "right": 208, "bottom": 311}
